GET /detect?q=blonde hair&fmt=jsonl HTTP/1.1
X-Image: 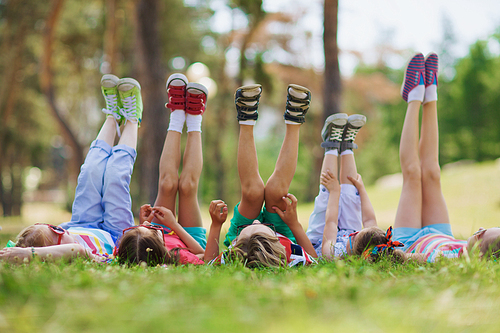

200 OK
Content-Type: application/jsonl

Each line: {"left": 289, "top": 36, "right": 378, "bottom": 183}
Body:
{"left": 230, "top": 232, "right": 287, "bottom": 268}
{"left": 16, "top": 225, "right": 52, "bottom": 247}
{"left": 116, "top": 227, "right": 181, "bottom": 266}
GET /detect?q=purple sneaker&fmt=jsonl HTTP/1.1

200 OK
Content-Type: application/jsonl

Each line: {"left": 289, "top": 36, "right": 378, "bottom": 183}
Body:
{"left": 401, "top": 53, "right": 425, "bottom": 102}
{"left": 424, "top": 53, "right": 439, "bottom": 87}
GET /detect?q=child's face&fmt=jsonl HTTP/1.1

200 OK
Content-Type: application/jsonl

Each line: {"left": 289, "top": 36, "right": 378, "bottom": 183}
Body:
{"left": 37, "top": 225, "right": 76, "bottom": 246}
{"left": 467, "top": 227, "right": 500, "bottom": 255}
{"left": 237, "top": 220, "right": 276, "bottom": 241}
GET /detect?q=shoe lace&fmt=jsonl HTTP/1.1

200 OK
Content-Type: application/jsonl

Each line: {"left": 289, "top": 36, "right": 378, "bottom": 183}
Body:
{"left": 120, "top": 95, "right": 137, "bottom": 122}
{"left": 166, "top": 85, "right": 186, "bottom": 109}
{"left": 186, "top": 92, "right": 206, "bottom": 114}
{"left": 329, "top": 127, "right": 344, "bottom": 141}
{"left": 344, "top": 126, "right": 360, "bottom": 142}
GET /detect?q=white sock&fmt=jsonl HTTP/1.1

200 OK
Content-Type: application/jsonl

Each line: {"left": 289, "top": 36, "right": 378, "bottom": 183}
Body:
{"left": 167, "top": 110, "right": 186, "bottom": 133}
{"left": 325, "top": 149, "right": 338, "bottom": 156}
{"left": 341, "top": 149, "right": 353, "bottom": 156}
{"left": 186, "top": 113, "right": 202, "bottom": 132}
{"left": 239, "top": 120, "right": 256, "bottom": 126}
{"left": 423, "top": 85, "right": 438, "bottom": 104}
{"left": 407, "top": 73, "right": 425, "bottom": 102}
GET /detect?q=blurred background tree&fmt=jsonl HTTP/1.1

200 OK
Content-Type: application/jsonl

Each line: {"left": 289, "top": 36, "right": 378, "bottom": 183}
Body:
{"left": 1, "top": 0, "right": 499, "bottom": 220}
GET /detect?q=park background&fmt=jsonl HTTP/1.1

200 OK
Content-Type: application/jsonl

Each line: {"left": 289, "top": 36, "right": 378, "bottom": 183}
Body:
{"left": 2, "top": 0, "right": 500, "bottom": 332}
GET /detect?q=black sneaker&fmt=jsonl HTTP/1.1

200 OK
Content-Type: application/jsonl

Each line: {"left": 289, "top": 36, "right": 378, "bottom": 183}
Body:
{"left": 234, "top": 84, "right": 262, "bottom": 121}
{"left": 320, "top": 113, "right": 348, "bottom": 151}
{"left": 284, "top": 84, "right": 311, "bottom": 124}
{"left": 341, "top": 114, "right": 366, "bottom": 152}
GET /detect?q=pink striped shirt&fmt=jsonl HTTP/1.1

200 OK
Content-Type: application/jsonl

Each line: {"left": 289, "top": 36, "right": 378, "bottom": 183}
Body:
{"left": 406, "top": 233, "right": 466, "bottom": 263}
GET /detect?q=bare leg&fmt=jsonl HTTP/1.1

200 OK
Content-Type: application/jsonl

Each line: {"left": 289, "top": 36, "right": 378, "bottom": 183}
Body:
{"left": 117, "top": 121, "right": 138, "bottom": 150}
{"left": 96, "top": 117, "right": 117, "bottom": 147}
{"left": 153, "top": 130, "right": 181, "bottom": 214}
{"left": 178, "top": 131, "right": 204, "bottom": 228}
{"left": 321, "top": 153, "right": 338, "bottom": 178}
{"left": 339, "top": 153, "right": 357, "bottom": 185}
{"left": 420, "top": 101, "right": 449, "bottom": 226}
{"left": 238, "top": 125, "right": 265, "bottom": 219}
{"left": 394, "top": 101, "right": 423, "bottom": 229}
{"left": 264, "top": 124, "right": 300, "bottom": 212}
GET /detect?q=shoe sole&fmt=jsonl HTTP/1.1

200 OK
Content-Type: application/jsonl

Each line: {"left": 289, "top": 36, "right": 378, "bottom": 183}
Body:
{"left": 236, "top": 84, "right": 262, "bottom": 97}
{"left": 117, "top": 78, "right": 141, "bottom": 91}
{"left": 288, "top": 84, "right": 310, "bottom": 95}
{"left": 347, "top": 114, "right": 366, "bottom": 128}
{"left": 187, "top": 82, "right": 208, "bottom": 96}
{"left": 101, "top": 74, "right": 119, "bottom": 88}
{"left": 400, "top": 53, "right": 424, "bottom": 100}
{"left": 167, "top": 73, "right": 188, "bottom": 88}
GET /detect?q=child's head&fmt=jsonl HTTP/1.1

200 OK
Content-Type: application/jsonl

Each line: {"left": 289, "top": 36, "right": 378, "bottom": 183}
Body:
{"left": 16, "top": 224, "right": 74, "bottom": 247}
{"left": 467, "top": 227, "right": 500, "bottom": 259}
{"left": 116, "top": 226, "right": 179, "bottom": 266}
{"left": 351, "top": 226, "right": 406, "bottom": 263}
{"left": 231, "top": 221, "right": 287, "bottom": 268}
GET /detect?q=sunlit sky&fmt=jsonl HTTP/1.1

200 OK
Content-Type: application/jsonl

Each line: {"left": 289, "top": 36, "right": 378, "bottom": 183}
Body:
{"left": 208, "top": 0, "right": 500, "bottom": 76}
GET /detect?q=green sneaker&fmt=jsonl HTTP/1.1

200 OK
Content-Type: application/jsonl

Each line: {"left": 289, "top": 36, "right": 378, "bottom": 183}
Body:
{"left": 117, "top": 78, "right": 143, "bottom": 125}
{"left": 101, "top": 74, "right": 122, "bottom": 124}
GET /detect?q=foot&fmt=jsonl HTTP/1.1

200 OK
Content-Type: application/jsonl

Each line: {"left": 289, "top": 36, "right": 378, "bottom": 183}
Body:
{"left": 284, "top": 84, "right": 310, "bottom": 124}
{"left": 423, "top": 53, "right": 438, "bottom": 104}
{"left": 341, "top": 114, "right": 366, "bottom": 152}
{"left": 185, "top": 83, "right": 208, "bottom": 115}
{"left": 166, "top": 73, "right": 188, "bottom": 111}
{"left": 320, "top": 113, "right": 348, "bottom": 151}
{"left": 117, "top": 78, "right": 143, "bottom": 124}
{"left": 234, "top": 84, "right": 262, "bottom": 121}
{"left": 401, "top": 53, "right": 425, "bottom": 102}
{"left": 101, "top": 74, "right": 122, "bottom": 124}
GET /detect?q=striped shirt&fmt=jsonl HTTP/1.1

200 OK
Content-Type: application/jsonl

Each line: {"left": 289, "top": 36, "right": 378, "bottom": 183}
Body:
{"left": 67, "top": 227, "right": 115, "bottom": 256}
{"left": 406, "top": 233, "right": 466, "bottom": 263}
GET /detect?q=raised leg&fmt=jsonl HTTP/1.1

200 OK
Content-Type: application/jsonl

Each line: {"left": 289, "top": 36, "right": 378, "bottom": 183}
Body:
{"left": 394, "top": 101, "right": 423, "bottom": 229}
{"left": 238, "top": 124, "right": 265, "bottom": 219}
{"left": 153, "top": 129, "right": 181, "bottom": 214}
{"left": 177, "top": 131, "right": 203, "bottom": 228}
{"left": 264, "top": 124, "right": 300, "bottom": 212}
{"left": 420, "top": 100, "right": 449, "bottom": 226}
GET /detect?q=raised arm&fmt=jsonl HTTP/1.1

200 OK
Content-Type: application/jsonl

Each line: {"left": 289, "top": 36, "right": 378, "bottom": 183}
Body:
{"left": 272, "top": 193, "right": 318, "bottom": 258}
{"left": 321, "top": 170, "right": 341, "bottom": 259}
{"left": 347, "top": 174, "right": 377, "bottom": 228}
{"left": 0, "top": 244, "right": 94, "bottom": 264}
{"left": 204, "top": 200, "right": 228, "bottom": 263}
{"left": 152, "top": 206, "right": 205, "bottom": 255}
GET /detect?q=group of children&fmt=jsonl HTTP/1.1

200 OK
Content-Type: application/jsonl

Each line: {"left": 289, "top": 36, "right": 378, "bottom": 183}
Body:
{"left": 1, "top": 53, "right": 499, "bottom": 267}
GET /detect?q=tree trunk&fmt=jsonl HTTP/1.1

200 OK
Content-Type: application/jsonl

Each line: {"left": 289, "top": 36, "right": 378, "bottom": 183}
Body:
{"left": 40, "top": 0, "right": 84, "bottom": 179}
{"left": 323, "top": 0, "right": 341, "bottom": 119}
{"left": 135, "top": 0, "right": 167, "bottom": 204}
{"left": 104, "top": 0, "right": 119, "bottom": 73}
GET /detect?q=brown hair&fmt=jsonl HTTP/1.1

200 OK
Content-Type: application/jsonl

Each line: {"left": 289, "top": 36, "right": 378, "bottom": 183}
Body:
{"left": 481, "top": 238, "right": 500, "bottom": 260}
{"left": 16, "top": 225, "right": 52, "bottom": 247}
{"left": 116, "top": 228, "right": 181, "bottom": 266}
{"left": 352, "top": 226, "right": 406, "bottom": 264}
{"left": 229, "top": 232, "right": 287, "bottom": 268}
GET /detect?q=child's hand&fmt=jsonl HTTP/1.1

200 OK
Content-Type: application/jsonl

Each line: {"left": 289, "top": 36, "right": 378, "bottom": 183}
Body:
{"left": 272, "top": 193, "right": 299, "bottom": 227}
{"left": 347, "top": 174, "right": 365, "bottom": 191}
{"left": 139, "top": 204, "right": 154, "bottom": 224}
{"left": 0, "top": 247, "right": 28, "bottom": 263}
{"left": 151, "top": 206, "right": 177, "bottom": 229}
{"left": 320, "top": 170, "right": 340, "bottom": 193}
{"left": 209, "top": 200, "right": 228, "bottom": 226}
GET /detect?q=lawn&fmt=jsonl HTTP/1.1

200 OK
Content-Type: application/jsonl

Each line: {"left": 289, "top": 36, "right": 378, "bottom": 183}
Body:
{"left": 1, "top": 160, "right": 500, "bottom": 332}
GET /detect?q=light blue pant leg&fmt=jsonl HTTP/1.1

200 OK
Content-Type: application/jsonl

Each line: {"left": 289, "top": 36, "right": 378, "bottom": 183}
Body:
{"left": 101, "top": 144, "right": 137, "bottom": 240}
{"left": 306, "top": 185, "right": 329, "bottom": 245}
{"left": 60, "top": 140, "right": 112, "bottom": 230}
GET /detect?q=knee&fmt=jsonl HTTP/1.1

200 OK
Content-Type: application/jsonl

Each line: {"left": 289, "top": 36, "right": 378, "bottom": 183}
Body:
{"left": 241, "top": 180, "right": 265, "bottom": 203}
{"left": 402, "top": 162, "right": 421, "bottom": 182}
{"left": 421, "top": 164, "right": 441, "bottom": 183}
{"left": 179, "top": 175, "right": 198, "bottom": 198}
{"left": 158, "top": 174, "right": 178, "bottom": 198}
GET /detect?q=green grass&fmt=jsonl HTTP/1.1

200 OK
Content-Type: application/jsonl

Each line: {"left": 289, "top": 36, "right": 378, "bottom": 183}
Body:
{"left": 1, "top": 160, "right": 500, "bottom": 332}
